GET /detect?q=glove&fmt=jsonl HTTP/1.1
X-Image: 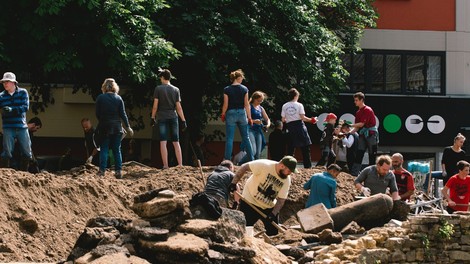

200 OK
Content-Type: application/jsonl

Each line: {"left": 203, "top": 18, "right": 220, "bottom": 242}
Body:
{"left": 442, "top": 171, "right": 447, "bottom": 178}
{"left": 151, "top": 117, "right": 157, "bottom": 127}
{"left": 2, "top": 106, "right": 12, "bottom": 113}
{"left": 181, "top": 121, "right": 187, "bottom": 131}
{"left": 361, "top": 186, "right": 371, "bottom": 197}
{"left": 229, "top": 183, "right": 237, "bottom": 193}
{"left": 310, "top": 117, "right": 318, "bottom": 124}
{"left": 266, "top": 212, "right": 277, "bottom": 222}
{"left": 86, "top": 156, "right": 93, "bottom": 164}
{"left": 126, "top": 127, "right": 134, "bottom": 137}
{"left": 221, "top": 114, "right": 226, "bottom": 122}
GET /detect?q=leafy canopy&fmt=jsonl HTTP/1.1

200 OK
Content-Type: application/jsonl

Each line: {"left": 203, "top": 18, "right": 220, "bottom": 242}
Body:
{"left": 0, "top": 0, "right": 376, "bottom": 133}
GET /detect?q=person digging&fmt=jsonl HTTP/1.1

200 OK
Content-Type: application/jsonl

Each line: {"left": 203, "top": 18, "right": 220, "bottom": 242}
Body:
{"left": 229, "top": 156, "right": 298, "bottom": 236}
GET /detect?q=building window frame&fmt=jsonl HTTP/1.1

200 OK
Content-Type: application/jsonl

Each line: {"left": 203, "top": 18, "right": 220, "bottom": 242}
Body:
{"left": 342, "top": 49, "right": 446, "bottom": 95}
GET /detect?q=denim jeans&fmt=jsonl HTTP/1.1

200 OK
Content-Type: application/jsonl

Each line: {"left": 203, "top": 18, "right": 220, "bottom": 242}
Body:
{"left": 224, "top": 109, "right": 253, "bottom": 162}
{"left": 99, "top": 133, "right": 122, "bottom": 172}
{"left": 249, "top": 129, "right": 263, "bottom": 160}
{"left": 2, "top": 128, "right": 31, "bottom": 159}
{"left": 158, "top": 117, "right": 179, "bottom": 142}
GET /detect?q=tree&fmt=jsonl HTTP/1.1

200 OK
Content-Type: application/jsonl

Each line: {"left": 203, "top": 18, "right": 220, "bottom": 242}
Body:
{"left": 0, "top": 0, "right": 180, "bottom": 128}
{"left": 157, "top": 0, "right": 377, "bottom": 134}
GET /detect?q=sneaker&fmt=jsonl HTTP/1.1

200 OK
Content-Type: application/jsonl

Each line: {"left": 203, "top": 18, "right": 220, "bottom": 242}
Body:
{"left": 115, "top": 171, "right": 122, "bottom": 179}
{"left": 97, "top": 171, "right": 105, "bottom": 177}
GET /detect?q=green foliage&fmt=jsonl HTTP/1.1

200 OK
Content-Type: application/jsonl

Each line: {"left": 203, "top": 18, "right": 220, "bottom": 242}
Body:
{"left": 157, "top": 0, "right": 377, "bottom": 134}
{"left": 0, "top": 0, "right": 179, "bottom": 118}
{"left": 0, "top": 0, "right": 376, "bottom": 133}
{"left": 437, "top": 219, "right": 454, "bottom": 241}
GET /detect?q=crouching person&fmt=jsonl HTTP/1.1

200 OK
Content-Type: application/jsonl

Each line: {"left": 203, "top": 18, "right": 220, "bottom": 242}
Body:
{"left": 204, "top": 160, "right": 240, "bottom": 208}
{"left": 229, "top": 156, "right": 297, "bottom": 235}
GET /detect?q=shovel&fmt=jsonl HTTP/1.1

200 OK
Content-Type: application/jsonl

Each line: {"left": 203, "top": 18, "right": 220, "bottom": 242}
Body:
{"left": 235, "top": 191, "right": 286, "bottom": 233}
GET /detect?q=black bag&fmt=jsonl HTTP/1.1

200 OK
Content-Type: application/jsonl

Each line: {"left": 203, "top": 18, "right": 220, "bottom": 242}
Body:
{"left": 190, "top": 192, "right": 222, "bottom": 220}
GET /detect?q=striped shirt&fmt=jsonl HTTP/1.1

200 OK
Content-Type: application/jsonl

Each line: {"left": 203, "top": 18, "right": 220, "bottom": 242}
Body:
{"left": 0, "top": 87, "right": 29, "bottom": 129}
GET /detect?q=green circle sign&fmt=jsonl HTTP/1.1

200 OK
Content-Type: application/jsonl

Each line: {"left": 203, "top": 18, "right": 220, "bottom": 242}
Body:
{"left": 383, "top": 114, "right": 401, "bottom": 133}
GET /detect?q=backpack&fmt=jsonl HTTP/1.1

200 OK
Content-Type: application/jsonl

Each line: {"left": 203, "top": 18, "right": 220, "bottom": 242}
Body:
{"left": 190, "top": 192, "right": 223, "bottom": 220}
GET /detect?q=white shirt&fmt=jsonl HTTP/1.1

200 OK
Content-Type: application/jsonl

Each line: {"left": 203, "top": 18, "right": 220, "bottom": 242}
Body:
{"left": 281, "top": 101, "right": 305, "bottom": 123}
{"left": 242, "top": 159, "right": 291, "bottom": 209}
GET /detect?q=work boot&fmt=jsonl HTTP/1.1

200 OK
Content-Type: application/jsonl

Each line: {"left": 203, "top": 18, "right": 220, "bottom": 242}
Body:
{"left": 0, "top": 157, "right": 9, "bottom": 168}
{"left": 97, "top": 171, "right": 105, "bottom": 177}
{"left": 115, "top": 171, "right": 122, "bottom": 179}
{"left": 19, "top": 158, "right": 31, "bottom": 171}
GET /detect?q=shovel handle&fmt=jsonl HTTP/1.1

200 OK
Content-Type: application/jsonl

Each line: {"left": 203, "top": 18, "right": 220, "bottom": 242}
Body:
{"left": 235, "top": 191, "right": 285, "bottom": 233}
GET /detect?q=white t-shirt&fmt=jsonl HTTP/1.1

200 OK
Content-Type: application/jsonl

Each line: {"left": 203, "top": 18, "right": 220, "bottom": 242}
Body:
{"left": 281, "top": 101, "right": 305, "bottom": 123}
{"left": 242, "top": 159, "right": 291, "bottom": 209}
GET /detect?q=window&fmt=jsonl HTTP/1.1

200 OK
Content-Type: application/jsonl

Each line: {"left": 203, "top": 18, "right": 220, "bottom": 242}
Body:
{"left": 341, "top": 50, "right": 445, "bottom": 95}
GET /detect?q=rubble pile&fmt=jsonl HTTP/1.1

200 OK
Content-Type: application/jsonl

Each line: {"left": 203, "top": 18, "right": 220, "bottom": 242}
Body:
{"left": 64, "top": 189, "right": 292, "bottom": 264}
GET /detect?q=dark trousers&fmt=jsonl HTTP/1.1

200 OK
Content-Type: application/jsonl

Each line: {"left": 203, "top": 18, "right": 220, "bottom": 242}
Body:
{"left": 287, "top": 145, "right": 312, "bottom": 168}
{"left": 239, "top": 200, "right": 279, "bottom": 236}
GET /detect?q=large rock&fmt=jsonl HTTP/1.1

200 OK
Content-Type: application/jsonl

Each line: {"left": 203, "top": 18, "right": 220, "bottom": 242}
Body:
{"left": 297, "top": 203, "right": 334, "bottom": 234}
{"left": 139, "top": 232, "right": 209, "bottom": 264}
{"left": 177, "top": 208, "right": 245, "bottom": 243}
{"left": 76, "top": 252, "right": 150, "bottom": 264}
{"left": 67, "top": 227, "right": 121, "bottom": 261}
{"left": 131, "top": 226, "right": 169, "bottom": 242}
{"left": 132, "top": 194, "right": 189, "bottom": 219}
{"left": 147, "top": 208, "right": 192, "bottom": 230}
{"left": 241, "top": 236, "right": 291, "bottom": 264}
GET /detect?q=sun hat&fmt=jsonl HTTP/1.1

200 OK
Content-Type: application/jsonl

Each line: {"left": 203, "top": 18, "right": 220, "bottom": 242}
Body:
{"left": 0, "top": 72, "right": 17, "bottom": 83}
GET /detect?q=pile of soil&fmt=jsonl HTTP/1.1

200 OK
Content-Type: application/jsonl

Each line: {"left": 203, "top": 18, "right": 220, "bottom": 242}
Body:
{"left": 0, "top": 163, "right": 358, "bottom": 262}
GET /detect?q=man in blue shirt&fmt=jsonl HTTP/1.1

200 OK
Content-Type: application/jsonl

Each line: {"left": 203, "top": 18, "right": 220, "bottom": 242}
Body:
{"left": 0, "top": 72, "right": 32, "bottom": 170}
{"left": 303, "top": 164, "right": 341, "bottom": 209}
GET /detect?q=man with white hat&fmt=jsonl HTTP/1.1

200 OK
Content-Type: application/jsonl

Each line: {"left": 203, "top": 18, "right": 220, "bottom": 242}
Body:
{"left": 0, "top": 72, "right": 32, "bottom": 170}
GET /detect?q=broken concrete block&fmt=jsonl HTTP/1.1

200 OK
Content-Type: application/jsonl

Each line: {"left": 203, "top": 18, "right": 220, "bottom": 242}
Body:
{"left": 139, "top": 232, "right": 209, "bottom": 264}
{"left": 131, "top": 226, "right": 169, "bottom": 242}
{"left": 296, "top": 203, "right": 334, "bottom": 234}
{"left": 132, "top": 194, "right": 189, "bottom": 219}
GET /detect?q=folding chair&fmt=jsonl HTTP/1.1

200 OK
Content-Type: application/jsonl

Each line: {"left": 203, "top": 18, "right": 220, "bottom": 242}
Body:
{"left": 408, "top": 160, "right": 444, "bottom": 214}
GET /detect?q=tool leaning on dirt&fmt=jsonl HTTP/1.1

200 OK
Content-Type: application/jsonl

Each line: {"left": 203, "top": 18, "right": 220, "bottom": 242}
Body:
{"left": 235, "top": 191, "right": 286, "bottom": 233}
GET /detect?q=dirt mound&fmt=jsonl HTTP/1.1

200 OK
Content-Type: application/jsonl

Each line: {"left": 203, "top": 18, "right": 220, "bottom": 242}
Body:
{"left": 0, "top": 164, "right": 357, "bottom": 262}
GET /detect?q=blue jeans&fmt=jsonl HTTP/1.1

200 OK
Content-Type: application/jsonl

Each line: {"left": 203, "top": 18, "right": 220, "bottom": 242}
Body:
{"left": 2, "top": 128, "right": 31, "bottom": 159}
{"left": 249, "top": 129, "right": 263, "bottom": 160}
{"left": 158, "top": 118, "right": 179, "bottom": 142}
{"left": 99, "top": 133, "right": 122, "bottom": 172}
{"left": 224, "top": 109, "right": 253, "bottom": 162}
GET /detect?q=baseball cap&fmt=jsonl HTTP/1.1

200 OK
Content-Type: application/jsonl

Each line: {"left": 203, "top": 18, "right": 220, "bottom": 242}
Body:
{"left": 324, "top": 113, "right": 337, "bottom": 122}
{"left": 0, "top": 72, "right": 17, "bottom": 83}
{"left": 280, "top": 155, "right": 299, "bottom": 173}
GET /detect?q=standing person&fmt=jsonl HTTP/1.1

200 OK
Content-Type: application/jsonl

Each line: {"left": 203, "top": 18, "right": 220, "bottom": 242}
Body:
{"left": 268, "top": 120, "right": 287, "bottom": 161}
{"left": 354, "top": 155, "right": 400, "bottom": 200}
{"left": 229, "top": 156, "right": 298, "bottom": 235}
{"left": 96, "top": 78, "right": 133, "bottom": 178}
{"left": 391, "top": 153, "right": 415, "bottom": 201}
{"left": 81, "top": 118, "right": 99, "bottom": 165}
{"left": 151, "top": 69, "right": 187, "bottom": 169}
{"left": 303, "top": 164, "right": 341, "bottom": 209}
{"left": 332, "top": 121, "right": 357, "bottom": 172}
{"left": 317, "top": 113, "right": 337, "bottom": 167}
{"left": 0, "top": 72, "right": 32, "bottom": 171}
{"left": 204, "top": 160, "right": 240, "bottom": 208}
{"left": 281, "top": 88, "right": 317, "bottom": 168}
{"left": 441, "top": 160, "right": 470, "bottom": 213}
{"left": 248, "top": 91, "right": 271, "bottom": 160}
{"left": 441, "top": 133, "right": 466, "bottom": 185}
{"left": 221, "top": 69, "right": 253, "bottom": 164}
{"left": 350, "top": 92, "right": 378, "bottom": 176}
